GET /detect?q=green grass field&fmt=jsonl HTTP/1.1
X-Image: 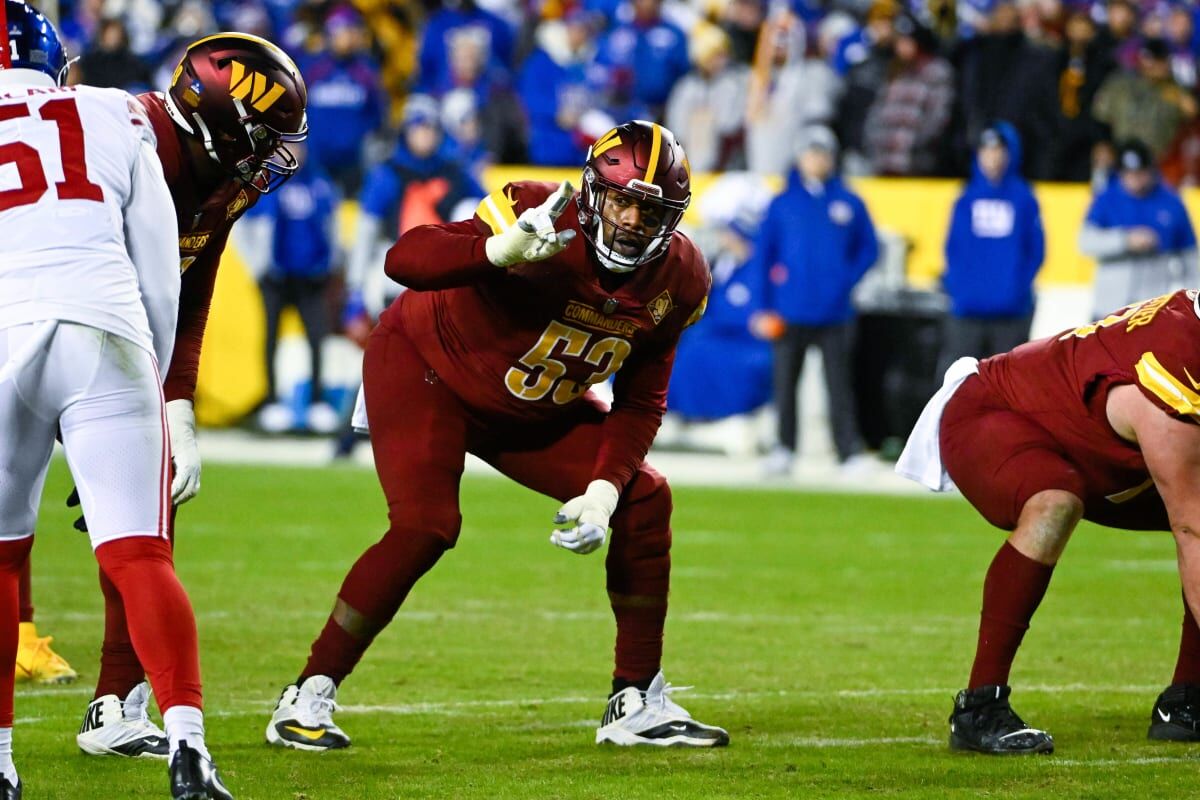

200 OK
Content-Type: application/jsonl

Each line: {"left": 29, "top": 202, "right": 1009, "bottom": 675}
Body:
{"left": 14, "top": 458, "right": 1200, "bottom": 798}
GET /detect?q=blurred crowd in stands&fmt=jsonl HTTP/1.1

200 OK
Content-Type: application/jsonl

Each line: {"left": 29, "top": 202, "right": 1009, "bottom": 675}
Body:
{"left": 58, "top": 0, "right": 1200, "bottom": 186}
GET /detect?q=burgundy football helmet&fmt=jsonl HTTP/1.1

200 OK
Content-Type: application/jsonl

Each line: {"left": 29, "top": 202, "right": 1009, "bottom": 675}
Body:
{"left": 579, "top": 120, "right": 691, "bottom": 272}
{"left": 165, "top": 33, "right": 308, "bottom": 192}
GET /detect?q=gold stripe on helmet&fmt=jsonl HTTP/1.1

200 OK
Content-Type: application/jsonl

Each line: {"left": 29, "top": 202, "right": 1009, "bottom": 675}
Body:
{"left": 644, "top": 123, "right": 662, "bottom": 184}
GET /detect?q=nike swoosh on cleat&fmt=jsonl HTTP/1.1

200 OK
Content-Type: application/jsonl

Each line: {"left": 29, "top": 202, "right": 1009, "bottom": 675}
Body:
{"left": 282, "top": 725, "right": 329, "bottom": 741}
{"left": 1158, "top": 709, "right": 1172, "bottom": 723}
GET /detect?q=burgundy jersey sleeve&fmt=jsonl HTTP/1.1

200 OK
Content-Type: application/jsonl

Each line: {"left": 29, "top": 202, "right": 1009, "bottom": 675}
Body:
{"left": 384, "top": 182, "right": 556, "bottom": 291}
{"left": 592, "top": 240, "right": 712, "bottom": 489}
{"left": 1127, "top": 295, "right": 1200, "bottom": 424}
{"left": 593, "top": 339, "right": 676, "bottom": 488}
{"left": 163, "top": 228, "right": 230, "bottom": 402}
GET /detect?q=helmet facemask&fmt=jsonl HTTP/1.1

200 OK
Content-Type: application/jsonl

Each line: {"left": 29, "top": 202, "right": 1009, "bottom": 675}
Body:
{"left": 187, "top": 97, "right": 308, "bottom": 193}
{"left": 579, "top": 166, "right": 687, "bottom": 273}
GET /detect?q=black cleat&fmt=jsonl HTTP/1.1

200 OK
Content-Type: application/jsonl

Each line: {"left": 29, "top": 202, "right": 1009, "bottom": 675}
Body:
{"left": 169, "top": 742, "right": 233, "bottom": 800}
{"left": 949, "top": 685, "right": 1054, "bottom": 755}
{"left": 1148, "top": 684, "right": 1200, "bottom": 741}
{"left": 0, "top": 776, "right": 20, "bottom": 799}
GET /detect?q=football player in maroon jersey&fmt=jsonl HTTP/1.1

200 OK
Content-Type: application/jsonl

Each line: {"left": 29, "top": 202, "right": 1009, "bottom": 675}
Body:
{"left": 266, "top": 121, "right": 729, "bottom": 750}
{"left": 43, "top": 34, "right": 307, "bottom": 779}
{"left": 899, "top": 290, "right": 1200, "bottom": 753}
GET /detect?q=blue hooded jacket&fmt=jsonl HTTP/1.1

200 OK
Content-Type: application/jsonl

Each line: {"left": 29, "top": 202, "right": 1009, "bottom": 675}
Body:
{"left": 943, "top": 122, "right": 1045, "bottom": 318}
{"left": 358, "top": 136, "right": 485, "bottom": 235}
{"left": 750, "top": 171, "right": 879, "bottom": 326}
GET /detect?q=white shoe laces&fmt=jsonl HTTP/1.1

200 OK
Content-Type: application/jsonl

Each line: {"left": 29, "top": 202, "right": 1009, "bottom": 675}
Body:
{"left": 120, "top": 690, "right": 164, "bottom": 735}
{"left": 647, "top": 681, "right": 694, "bottom": 719}
{"left": 298, "top": 690, "right": 339, "bottom": 727}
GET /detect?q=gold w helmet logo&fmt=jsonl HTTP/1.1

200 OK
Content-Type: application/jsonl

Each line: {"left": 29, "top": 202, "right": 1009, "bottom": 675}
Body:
{"left": 228, "top": 60, "right": 286, "bottom": 112}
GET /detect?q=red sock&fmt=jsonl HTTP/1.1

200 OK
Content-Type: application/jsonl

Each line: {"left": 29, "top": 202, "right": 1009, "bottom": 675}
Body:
{"left": 93, "top": 567, "right": 145, "bottom": 700}
{"left": 94, "top": 537, "right": 201, "bottom": 712}
{"left": 968, "top": 541, "right": 1055, "bottom": 689}
{"left": 300, "top": 527, "right": 447, "bottom": 685}
{"left": 17, "top": 555, "right": 31, "bottom": 625}
{"left": 0, "top": 539, "right": 32, "bottom": 727}
{"left": 610, "top": 596, "right": 668, "bottom": 682}
{"left": 1173, "top": 593, "right": 1200, "bottom": 685}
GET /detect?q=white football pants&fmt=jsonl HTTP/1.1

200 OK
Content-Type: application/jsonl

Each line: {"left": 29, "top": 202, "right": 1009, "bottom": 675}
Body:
{"left": 0, "top": 321, "right": 169, "bottom": 548}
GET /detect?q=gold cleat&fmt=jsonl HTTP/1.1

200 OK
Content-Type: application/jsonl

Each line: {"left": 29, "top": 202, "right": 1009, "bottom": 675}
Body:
{"left": 15, "top": 622, "right": 77, "bottom": 684}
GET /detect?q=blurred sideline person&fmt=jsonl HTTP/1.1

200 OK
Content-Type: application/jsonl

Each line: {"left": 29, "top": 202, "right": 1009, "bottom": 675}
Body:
{"left": 334, "top": 96, "right": 483, "bottom": 459}
{"left": 939, "top": 123, "right": 1045, "bottom": 374}
{"left": 0, "top": 3, "right": 232, "bottom": 797}
{"left": 266, "top": 121, "right": 729, "bottom": 751}
{"left": 667, "top": 196, "right": 772, "bottom": 427}
{"left": 1080, "top": 139, "right": 1197, "bottom": 317}
{"left": 750, "top": 126, "right": 879, "bottom": 476}
{"left": 899, "top": 289, "right": 1200, "bottom": 753}
{"left": 50, "top": 34, "right": 307, "bottom": 770}
{"left": 236, "top": 141, "right": 342, "bottom": 434}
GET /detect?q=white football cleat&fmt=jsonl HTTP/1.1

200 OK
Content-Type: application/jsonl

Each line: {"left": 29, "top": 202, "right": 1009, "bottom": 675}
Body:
{"left": 595, "top": 672, "right": 730, "bottom": 747}
{"left": 76, "top": 681, "right": 169, "bottom": 759}
{"left": 265, "top": 675, "right": 350, "bottom": 751}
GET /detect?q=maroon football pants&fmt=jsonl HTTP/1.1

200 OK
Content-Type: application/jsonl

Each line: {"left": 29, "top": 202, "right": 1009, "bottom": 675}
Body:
{"left": 301, "top": 316, "right": 672, "bottom": 685}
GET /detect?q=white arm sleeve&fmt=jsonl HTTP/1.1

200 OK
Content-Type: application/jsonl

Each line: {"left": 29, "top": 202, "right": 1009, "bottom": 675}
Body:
{"left": 124, "top": 139, "right": 181, "bottom": 371}
{"left": 346, "top": 213, "right": 382, "bottom": 292}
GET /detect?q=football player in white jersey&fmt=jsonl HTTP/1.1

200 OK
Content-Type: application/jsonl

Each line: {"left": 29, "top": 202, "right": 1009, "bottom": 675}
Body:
{"left": 0, "top": 3, "right": 231, "bottom": 798}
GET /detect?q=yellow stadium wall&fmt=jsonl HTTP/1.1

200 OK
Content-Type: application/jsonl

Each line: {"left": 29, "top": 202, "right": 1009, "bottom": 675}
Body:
{"left": 193, "top": 170, "right": 1200, "bottom": 425}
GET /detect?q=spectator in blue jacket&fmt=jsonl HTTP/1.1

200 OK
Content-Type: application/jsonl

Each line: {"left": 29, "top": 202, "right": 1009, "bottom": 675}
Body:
{"left": 518, "top": 13, "right": 607, "bottom": 167}
{"left": 239, "top": 143, "right": 342, "bottom": 435}
{"left": 749, "top": 126, "right": 879, "bottom": 476}
{"left": 417, "top": 0, "right": 515, "bottom": 94}
{"left": 595, "top": 0, "right": 691, "bottom": 118}
{"left": 301, "top": 6, "right": 385, "bottom": 196}
{"left": 1079, "top": 138, "right": 1199, "bottom": 317}
{"left": 345, "top": 95, "right": 486, "bottom": 321}
{"left": 940, "top": 123, "right": 1045, "bottom": 374}
{"left": 668, "top": 205, "right": 773, "bottom": 421}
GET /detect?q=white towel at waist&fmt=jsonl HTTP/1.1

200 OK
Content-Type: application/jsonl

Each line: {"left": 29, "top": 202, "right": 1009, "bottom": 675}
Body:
{"left": 351, "top": 384, "right": 369, "bottom": 433}
{"left": 894, "top": 356, "right": 980, "bottom": 491}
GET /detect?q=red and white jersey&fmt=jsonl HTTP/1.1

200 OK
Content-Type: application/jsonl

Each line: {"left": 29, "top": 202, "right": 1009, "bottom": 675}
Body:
{"left": 0, "top": 78, "right": 163, "bottom": 354}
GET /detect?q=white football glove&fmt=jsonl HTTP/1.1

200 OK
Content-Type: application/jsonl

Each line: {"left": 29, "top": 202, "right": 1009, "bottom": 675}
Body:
{"left": 166, "top": 399, "right": 201, "bottom": 506}
{"left": 485, "top": 180, "right": 578, "bottom": 268}
{"left": 550, "top": 479, "right": 620, "bottom": 555}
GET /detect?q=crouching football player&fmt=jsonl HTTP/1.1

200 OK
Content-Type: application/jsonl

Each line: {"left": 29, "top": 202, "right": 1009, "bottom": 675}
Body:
{"left": 899, "top": 290, "right": 1200, "bottom": 753}
{"left": 266, "top": 121, "right": 728, "bottom": 749}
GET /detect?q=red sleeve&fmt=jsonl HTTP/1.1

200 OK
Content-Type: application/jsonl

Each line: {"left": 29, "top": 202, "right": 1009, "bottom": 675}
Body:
{"left": 592, "top": 339, "right": 675, "bottom": 491}
{"left": 162, "top": 230, "right": 228, "bottom": 402}
{"left": 383, "top": 217, "right": 496, "bottom": 291}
